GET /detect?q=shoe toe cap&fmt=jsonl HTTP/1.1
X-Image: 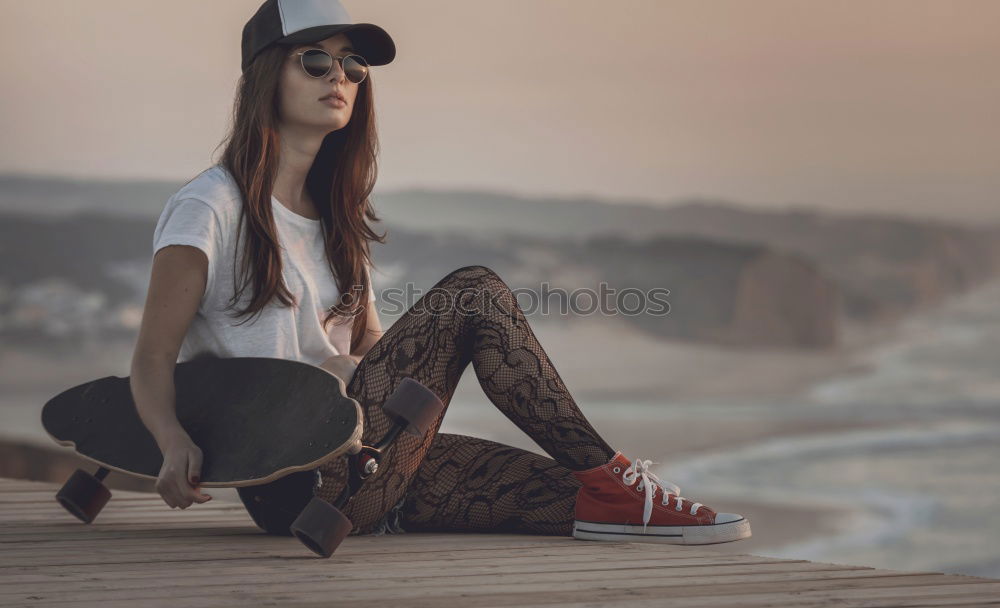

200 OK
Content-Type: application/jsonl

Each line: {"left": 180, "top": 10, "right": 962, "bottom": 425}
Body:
{"left": 714, "top": 512, "right": 744, "bottom": 524}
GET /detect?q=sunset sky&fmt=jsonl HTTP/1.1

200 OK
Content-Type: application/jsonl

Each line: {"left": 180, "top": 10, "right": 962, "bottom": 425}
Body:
{"left": 1, "top": 0, "right": 997, "bottom": 221}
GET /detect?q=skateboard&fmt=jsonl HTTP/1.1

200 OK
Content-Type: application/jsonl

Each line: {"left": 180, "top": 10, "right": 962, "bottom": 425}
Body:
{"left": 41, "top": 355, "right": 444, "bottom": 558}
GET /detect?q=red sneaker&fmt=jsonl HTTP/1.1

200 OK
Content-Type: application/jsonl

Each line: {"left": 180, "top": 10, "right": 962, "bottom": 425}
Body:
{"left": 571, "top": 451, "right": 751, "bottom": 544}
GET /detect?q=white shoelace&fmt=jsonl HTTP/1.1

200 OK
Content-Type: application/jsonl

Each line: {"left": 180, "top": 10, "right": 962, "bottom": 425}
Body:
{"left": 622, "top": 457, "right": 703, "bottom": 533}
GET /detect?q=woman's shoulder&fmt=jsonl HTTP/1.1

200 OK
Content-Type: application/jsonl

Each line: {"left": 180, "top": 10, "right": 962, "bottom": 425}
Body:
{"left": 167, "top": 164, "right": 243, "bottom": 221}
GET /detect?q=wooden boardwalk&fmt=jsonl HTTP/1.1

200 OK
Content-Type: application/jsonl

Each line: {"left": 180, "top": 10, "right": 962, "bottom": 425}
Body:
{"left": 1, "top": 477, "right": 997, "bottom": 607}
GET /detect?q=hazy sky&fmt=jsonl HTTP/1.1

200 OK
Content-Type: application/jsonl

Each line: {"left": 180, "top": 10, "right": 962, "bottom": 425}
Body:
{"left": 1, "top": 0, "right": 997, "bottom": 221}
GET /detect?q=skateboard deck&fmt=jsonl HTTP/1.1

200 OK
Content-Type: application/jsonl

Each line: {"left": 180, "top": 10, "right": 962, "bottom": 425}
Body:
{"left": 41, "top": 356, "right": 362, "bottom": 487}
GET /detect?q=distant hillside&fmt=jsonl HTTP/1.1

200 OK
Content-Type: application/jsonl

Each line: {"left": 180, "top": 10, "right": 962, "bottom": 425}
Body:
{"left": 377, "top": 230, "right": 839, "bottom": 348}
{"left": 626, "top": 202, "right": 1000, "bottom": 322}
{"left": 0, "top": 174, "right": 179, "bottom": 219}
{"left": 371, "top": 192, "right": 1000, "bottom": 322}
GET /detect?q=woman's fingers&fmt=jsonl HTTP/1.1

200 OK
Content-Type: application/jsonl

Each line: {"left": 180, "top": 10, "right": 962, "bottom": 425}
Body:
{"left": 192, "top": 490, "right": 213, "bottom": 504}
{"left": 157, "top": 441, "right": 214, "bottom": 509}
{"left": 158, "top": 459, "right": 210, "bottom": 509}
{"left": 188, "top": 479, "right": 214, "bottom": 504}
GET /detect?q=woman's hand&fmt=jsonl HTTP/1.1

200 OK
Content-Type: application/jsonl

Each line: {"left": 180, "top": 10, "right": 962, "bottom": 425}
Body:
{"left": 318, "top": 354, "right": 360, "bottom": 384}
{"left": 155, "top": 431, "right": 213, "bottom": 509}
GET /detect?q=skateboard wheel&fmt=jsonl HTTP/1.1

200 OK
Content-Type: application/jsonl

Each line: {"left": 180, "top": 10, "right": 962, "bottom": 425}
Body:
{"left": 56, "top": 469, "right": 112, "bottom": 524}
{"left": 382, "top": 378, "right": 445, "bottom": 436}
{"left": 289, "top": 497, "right": 353, "bottom": 558}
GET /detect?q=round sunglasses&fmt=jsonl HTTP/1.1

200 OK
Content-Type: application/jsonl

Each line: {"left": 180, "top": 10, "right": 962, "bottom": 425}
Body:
{"left": 288, "top": 48, "right": 369, "bottom": 84}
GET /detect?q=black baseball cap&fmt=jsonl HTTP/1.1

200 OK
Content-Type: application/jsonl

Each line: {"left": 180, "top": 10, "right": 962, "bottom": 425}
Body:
{"left": 242, "top": 0, "right": 396, "bottom": 73}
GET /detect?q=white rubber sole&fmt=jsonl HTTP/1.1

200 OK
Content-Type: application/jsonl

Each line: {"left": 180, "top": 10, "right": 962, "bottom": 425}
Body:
{"left": 573, "top": 517, "right": 752, "bottom": 545}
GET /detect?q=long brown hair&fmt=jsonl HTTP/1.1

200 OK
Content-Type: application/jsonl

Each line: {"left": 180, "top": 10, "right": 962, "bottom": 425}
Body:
{"left": 214, "top": 42, "right": 385, "bottom": 354}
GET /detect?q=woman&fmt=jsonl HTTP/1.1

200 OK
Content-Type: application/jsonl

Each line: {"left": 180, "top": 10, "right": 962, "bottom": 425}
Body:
{"left": 131, "top": 0, "right": 750, "bottom": 545}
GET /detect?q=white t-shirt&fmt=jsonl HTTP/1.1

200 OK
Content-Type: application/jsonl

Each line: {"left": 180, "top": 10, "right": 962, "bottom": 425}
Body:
{"left": 151, "top": 164, "right": 376, "bottom": 365}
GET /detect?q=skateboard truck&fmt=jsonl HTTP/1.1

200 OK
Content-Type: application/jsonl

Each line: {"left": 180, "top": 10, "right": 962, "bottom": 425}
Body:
{"left": 289, "top": 377, "right": 444, "bottom": 558}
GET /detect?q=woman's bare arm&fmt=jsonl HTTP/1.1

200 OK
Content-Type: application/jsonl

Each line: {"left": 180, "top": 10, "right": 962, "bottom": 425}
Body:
{"left": 130, "top": 244, "right": 213, "bottom": 507}
{"left": 349, "top": 299, "right": 383, "bottom": 362}
{"left": 131, "top": 245, "right": 206, "bottom": 446}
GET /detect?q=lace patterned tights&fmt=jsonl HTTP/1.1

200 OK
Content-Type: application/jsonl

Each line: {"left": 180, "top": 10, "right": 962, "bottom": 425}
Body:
{"left": 243, "top": 265, "right": 617, "bottom": 536}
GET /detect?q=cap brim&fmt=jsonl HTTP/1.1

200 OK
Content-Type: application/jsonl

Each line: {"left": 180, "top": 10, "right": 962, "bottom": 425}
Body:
{"left": 278, "top": 23, "right": 395, "bottom": 66}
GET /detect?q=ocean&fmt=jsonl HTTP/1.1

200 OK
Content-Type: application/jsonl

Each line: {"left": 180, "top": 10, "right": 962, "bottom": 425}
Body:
{"left": 656, "top": 279, "right": 1000, "bottom": 578}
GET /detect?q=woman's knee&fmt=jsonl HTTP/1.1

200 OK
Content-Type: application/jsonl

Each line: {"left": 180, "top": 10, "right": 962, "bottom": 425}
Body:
{"left": 436, "top": 265, "right": 512, "bottom": 295}
{"left": 420, "top": 266, "right": 517, "bottom": 321}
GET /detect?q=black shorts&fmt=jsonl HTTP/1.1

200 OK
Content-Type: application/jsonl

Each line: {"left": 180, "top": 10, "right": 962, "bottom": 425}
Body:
{"left": 236, "top": 469, "right": 316, "bottom": 536}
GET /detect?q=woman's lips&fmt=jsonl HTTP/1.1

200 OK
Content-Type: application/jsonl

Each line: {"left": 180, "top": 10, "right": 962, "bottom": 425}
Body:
{"left": 320, "top": 96, "right": 346, "bottom": 108}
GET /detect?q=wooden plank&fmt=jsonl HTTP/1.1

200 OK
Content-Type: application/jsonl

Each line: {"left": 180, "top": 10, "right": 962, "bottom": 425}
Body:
{"left": 0, "top": 501, "right": 241, "bottom": 513}
{"left": 0, "top": 499, "right": 244, "bottom": 512}
{"left": 0, "top": 553, "right": 816, "bottom": 582}
{"left": 0, "top": 535, "right": 732, "bottom": 556}
{"left": 0, "top": 530, "right": 617, "bottom": 557}
{"left": 273, "top": 595, "right": 1000, "bottom": 608}
{"left": 0, "top": 494, "right": 162, "bottom": 504}
{"left": 0, "top": 563, "right": 861, "bottom": 592}
{"left": 0, "top": 523, "right": 647, "bottom": 553}
{"left": 0, "top": 526, "right": 254, "bottom": 541}
{"left": 28, "top": 591, "right": 999, "bottom": 608}
{"left": 0, "top": 510, "right": 253, "bottom": 523}
{"left": 0, "top": 546, "right": 745, "bottom": 577}
{"left": 0, "top": 509, "right": 245, "bottom": 519}
{"left": 0, "top": 516, "right": 255, "bottom": 529}
{"left": 0, "top": 485, "right": 157, "bottom": 495}
{"left": 0, "top": 483, "right": 157, "bottom": 497}
{"left": 0, "top": 562, "right": 902, "bottom": 604}
{"left": 0, "top": 570, "right": 956, "bottom": 602}
{"left": 0, "top": 531, "right": 745, "bottom": 554}
{"left": 0, "top": 480, "right": 68, "bottom": 490}
{"left": 289, "top": 585, "right": 1000, "bottom": 608}
{"left": 0, "top": 507, "right": 247, "bottom": 520}
{"left": 0, "top": 537, "right": 740, "bottom": 560}
{"left": 0, "top": 543, "right": 808, "bottom": 569}
{"left": 6, "top": 573, "right": 998, "bottom": 606}
{"left": 0, "top": 526, "right": 602, "bottom": 550}
{"left": 0, "top": 559, "right": 867, "bottom": 595}
{"left": 507, "top": 580, "right": 1000, "bottom": 608}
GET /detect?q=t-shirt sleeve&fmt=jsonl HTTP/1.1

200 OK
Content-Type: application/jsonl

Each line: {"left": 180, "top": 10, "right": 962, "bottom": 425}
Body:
{"left": 152, "top": 197, "right": 222, "bottom": 301}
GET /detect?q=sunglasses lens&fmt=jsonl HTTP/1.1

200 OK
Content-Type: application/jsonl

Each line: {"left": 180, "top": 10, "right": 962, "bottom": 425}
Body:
{"left": 343, "top": 55, "right": 369, "bottom": 83}
{"left": 301, "top": 49, "right": 333, "bottom": 77}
